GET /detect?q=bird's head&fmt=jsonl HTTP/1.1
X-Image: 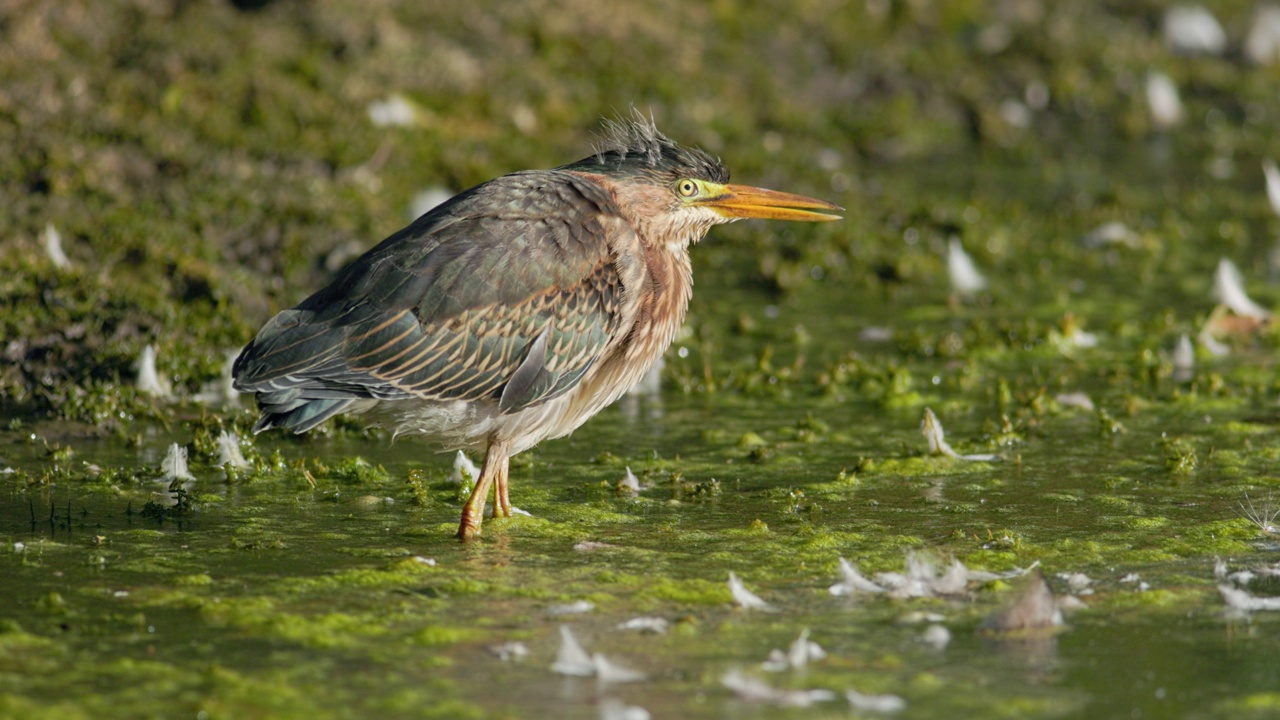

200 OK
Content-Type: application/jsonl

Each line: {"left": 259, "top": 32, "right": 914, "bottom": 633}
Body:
{"left": 562, "top": 116, "right": 841, "bottom": 250}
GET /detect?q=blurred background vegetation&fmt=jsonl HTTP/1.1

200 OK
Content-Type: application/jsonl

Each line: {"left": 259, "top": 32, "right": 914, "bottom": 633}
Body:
{"left": 2, "top": 0, "right": 1279, "bottom": 423}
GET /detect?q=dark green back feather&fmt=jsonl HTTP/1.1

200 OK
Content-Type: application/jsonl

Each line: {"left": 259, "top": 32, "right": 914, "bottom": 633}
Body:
{"left": 232, "top": 169, "right": 625, "bottom": 431}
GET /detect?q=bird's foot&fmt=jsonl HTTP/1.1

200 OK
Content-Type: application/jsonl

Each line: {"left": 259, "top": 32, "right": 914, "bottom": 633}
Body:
{"left": 456, "top": 488, "right": 488, "bottom": 541}
{"left": 456, "top": 511, "right": 483, "bottom": 541}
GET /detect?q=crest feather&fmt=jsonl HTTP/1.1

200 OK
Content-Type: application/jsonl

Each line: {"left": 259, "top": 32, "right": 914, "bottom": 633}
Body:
{"left": 563, "top": 111, "right": 728, "bottom": 183}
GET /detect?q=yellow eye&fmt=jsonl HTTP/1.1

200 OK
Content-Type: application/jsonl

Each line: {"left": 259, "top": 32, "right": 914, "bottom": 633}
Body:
{"left": 676, "top": 179, "right": 699, "bottom": 198}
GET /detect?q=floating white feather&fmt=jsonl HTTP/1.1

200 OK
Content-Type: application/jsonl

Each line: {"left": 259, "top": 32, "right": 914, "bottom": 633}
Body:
{"left": 946, "top": 237, "right": 987, "bottom": 295}
{"left": 829, "top": 557, "right": 886, "bottom": 596}
{"left": 194, "top": 351, "right": 239, "bottom": 405}
{"left": 920, "top": 624, "right": 951, "bottom": 649}
{"left": 1145, "top": 71, "right": 1183, "bottom": 130}
{"left": 547, "top": 600, "right": 595, "bottom": 616}
{"left": 550, "top": 625, "right": 595, "bottom": 677}
{"left": 1245, "top": 6, "right": 1280, "bottom": 65}
{"left": 1262, "top": 159, "right": 1280, "bottom": 218}
{"left": 1172, "top": 334, "right": 1195, "bottom": 382}
{"left": 549, "top": 626, "right": 645, "bottom": 683}
{"left": 720, "top": 669, "right": 836, "bottom": 707}
{"left": 215, "top": 430, "right": 249, "bottom": 470}
{"left": 447, "top": 450, "right": 479, "bottom": 484}
{"left": 488, "top": 641, "right": 528, "bottom": 662}
{"left": 1054, "top": 392, "right": 1095, "bottom": 411}
{"left": 762, "top": 629, "right": 826, "bottom": 671}
{"left": 1213, "top": 258, "right": 1272, "bottom": 320}
{"left": 42, "top": 223, "right": 70, "bottom": 269}
{"left": 728, "top": 572, "right": 775, "bottom": 611}
{"left": 615, "top": 617, "right": 669, "bottom": 634}
{"left": 1219, "top": 585, "right": 1280, "bottom": 611}
{"left": 407, "top": 187, "right": 455, "bottom": 221}
{"left": 1082, "top": 221, "right": 1139, "bottom": 248}
{"left": 160, "top": 443, "right": 194, "bottom": 482}
{"left": 367, "top": 94, "right": 418, "bottom": 127}
{"left": 1163, "top": 5, "right": 1226, "bottom": 55}
{"left": 921, "top": 408, "right": 999, "bottom": 461}
{"left": 846, "top": 688, "right": 907, "bottom": 714}
{"left": 599, "top": 698, "right": 650, "bottom": 720}
{"left": 619, "top": 466, "right": 641, "bottom": 494}
{"left": 135, "top": 345, "right": 172, "bottom": 399}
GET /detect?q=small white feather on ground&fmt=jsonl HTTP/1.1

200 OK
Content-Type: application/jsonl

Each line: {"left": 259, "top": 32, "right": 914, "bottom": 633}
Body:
{"left": 728, "top": 572, "right": 775, "bottom": 611}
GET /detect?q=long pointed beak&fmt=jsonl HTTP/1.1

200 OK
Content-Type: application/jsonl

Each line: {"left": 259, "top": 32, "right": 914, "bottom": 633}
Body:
{"left": 698, "top": 183, "right": 843, "bottom": 222}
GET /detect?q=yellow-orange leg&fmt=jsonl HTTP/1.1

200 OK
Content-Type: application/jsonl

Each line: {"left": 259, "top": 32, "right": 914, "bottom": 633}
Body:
{"left": 457, "top": 439, "right": 510, "bottom": 540}
{"left": 492, "top": 460, "right": 512, "bottom": 519}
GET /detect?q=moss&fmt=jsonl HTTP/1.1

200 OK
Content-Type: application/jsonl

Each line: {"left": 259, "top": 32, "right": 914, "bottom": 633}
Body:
{"left": 1160, "top": 537, "right": 1254, "bottom": 558}
{"left": 172, "top": 573, "right": 214, "bottom": 587}
{"left": 959, "top": 550, "right": 1024, "bottom": 572}
{"left": 637, "top": 577, "right": 731, "bottom": 607}
{"left": 1092, "top": 495, "right": 1142, "bottom": 511}
{"left": 374, "top": 693, "right": 486, "bottom": 719}
{"left": 871, "top": 456, "right": 995, "bottom": 477}
{"left": 1096, "top": 588, "right": 1198, "bottom": 610}
{"left": 433, "top": 579, "right": 494, "bottom": 597}
{"left": 1215, "top": 693, "right": 1280, "bottom": 717}
{"left": 413, "top": 625, "right": 484, "bottom": 647}
{"left": 1127, "top": 516, "right": 1171, "bottom": 531}
{"left": 1041, "top": 493, "right": 1082, "bottom": 504}
{"left": 246, "top": 609, "right": 389, "bottom": 649}
{"left": 0, "top": 696, "right": 91, "bottom": 720}
{"left": 0, "top": 627, "right": 59, "bottom": 655}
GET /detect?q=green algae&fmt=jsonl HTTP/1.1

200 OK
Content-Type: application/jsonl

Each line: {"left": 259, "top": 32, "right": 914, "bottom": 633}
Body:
{"left": 1216, "top": 693, "right": 1280, "bottom": 718}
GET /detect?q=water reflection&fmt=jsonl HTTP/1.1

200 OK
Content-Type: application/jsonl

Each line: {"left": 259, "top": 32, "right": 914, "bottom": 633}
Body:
{"left": 985, "top": 635, "right": 1061, "bottom": 682}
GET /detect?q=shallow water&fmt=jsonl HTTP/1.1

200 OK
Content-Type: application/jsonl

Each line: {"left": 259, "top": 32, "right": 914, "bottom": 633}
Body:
{"left": 5, "top": 339, "right": 1280, "bottom": 719}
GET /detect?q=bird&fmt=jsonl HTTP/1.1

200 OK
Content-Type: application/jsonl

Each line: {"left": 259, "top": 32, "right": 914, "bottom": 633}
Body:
{"left": 232, "top": 116, "right": 841, "bottom": 540}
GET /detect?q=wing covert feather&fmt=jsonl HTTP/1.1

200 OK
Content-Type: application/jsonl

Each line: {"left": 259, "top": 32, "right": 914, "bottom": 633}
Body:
{"left": 233, "top": 170, "right": 628, "bottom": 418}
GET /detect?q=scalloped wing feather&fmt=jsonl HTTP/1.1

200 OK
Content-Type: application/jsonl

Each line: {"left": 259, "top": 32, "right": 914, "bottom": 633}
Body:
{"left": 233, "top": 170, "right": 627, "bottom": 432}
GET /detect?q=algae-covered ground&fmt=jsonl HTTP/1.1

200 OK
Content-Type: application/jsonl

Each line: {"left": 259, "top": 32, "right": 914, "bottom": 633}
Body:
{"left": 5, "top": 1, "right": 1280, "bottom": 718}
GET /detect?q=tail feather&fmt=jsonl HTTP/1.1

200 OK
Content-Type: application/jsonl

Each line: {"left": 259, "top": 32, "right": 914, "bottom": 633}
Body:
{"left": 250, "top": 391, "right": 362, "bottom": 434}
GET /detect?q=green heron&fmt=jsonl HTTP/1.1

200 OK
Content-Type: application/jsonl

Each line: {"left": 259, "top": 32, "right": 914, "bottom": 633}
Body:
{"left": 232, "top": 117, "right": 841, "bottom": 539}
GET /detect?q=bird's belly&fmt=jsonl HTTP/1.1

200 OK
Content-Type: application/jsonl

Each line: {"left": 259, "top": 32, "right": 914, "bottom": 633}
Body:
{"left": 355, "top": 390, "right": 609, "bottom": 455}
{"left": 355, "top": 324, "right": 673, "bottom": 455}
{"left": 357, "top": 398, "right": 497, "bottom": 449}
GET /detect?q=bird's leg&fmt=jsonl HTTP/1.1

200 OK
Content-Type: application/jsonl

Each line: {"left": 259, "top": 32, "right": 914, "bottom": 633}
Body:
{"left": 492, "top": 452, "right": 513, "bottom": 519}
{"left": 457, "top": 439, "right": 510, "bottom": 540}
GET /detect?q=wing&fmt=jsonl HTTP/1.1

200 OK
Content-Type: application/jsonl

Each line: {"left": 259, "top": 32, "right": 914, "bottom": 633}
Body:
{"left": 232, "top": 169, "right": 628, "bottom": 433}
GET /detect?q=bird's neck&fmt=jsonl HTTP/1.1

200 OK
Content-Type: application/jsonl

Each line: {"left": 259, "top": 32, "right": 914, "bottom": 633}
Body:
{"left": 569, "top": 169, "right": 700, "bottom": 380}
{"left": 630, "top": 237, "right": 694, "bottom": 356}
